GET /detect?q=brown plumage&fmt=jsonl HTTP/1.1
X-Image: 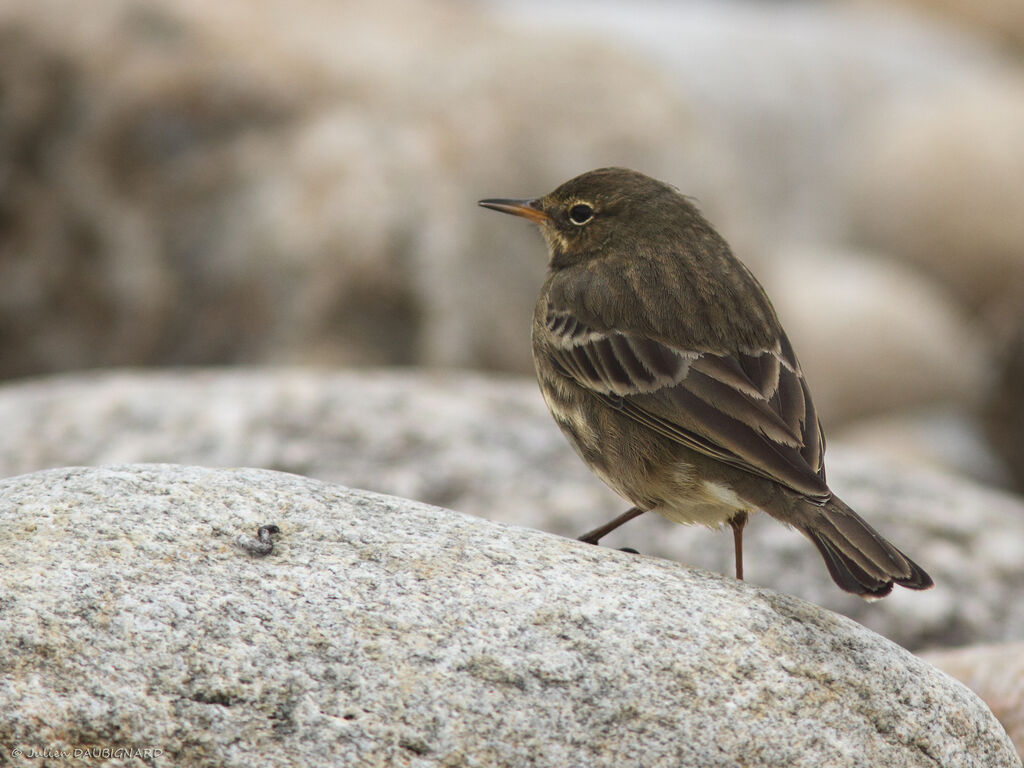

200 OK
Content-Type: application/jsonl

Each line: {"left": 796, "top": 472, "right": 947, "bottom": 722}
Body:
{"left": 480, "top": 167, "right": 932, "bottom": 597}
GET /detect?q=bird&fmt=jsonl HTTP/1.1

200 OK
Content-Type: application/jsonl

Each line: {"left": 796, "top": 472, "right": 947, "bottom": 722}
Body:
{"left": 478, "top": 167, "right": 933, "bottom": 597}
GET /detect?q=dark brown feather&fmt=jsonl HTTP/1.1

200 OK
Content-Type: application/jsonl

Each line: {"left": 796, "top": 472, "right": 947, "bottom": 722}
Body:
{"left": 799, "top": 497, "right": 933, "bottom": 595}
{"left": 543, "top": 309, "right": 831, "bottom": 501}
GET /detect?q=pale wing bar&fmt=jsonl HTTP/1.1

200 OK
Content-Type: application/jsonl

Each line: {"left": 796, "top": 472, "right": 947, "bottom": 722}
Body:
{"left": 545, "top": 310, "right": 830, "bottom": 501}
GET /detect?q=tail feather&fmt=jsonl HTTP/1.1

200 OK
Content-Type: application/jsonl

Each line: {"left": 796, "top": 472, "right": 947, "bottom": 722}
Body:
{"left": 814, "top": 506, "right": 909, "bottom": 580}
{"left": 799, "top": 497, "right": 933, "bottom": 597}
{"left": 806, "top": 528, "right": 894, "bottom": 596}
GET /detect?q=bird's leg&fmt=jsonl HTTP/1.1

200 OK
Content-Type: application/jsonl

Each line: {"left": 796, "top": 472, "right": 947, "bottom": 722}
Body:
{"left": 730, "top": 511, "right": 749, "bottom": 580}
{"left": 577, "top": 506, "right": 646, "bottom": 545}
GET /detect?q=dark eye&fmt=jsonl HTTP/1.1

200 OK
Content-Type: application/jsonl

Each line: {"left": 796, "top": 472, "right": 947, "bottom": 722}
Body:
{"left": 568, "top": 203, "right": 594, "bottom": 225}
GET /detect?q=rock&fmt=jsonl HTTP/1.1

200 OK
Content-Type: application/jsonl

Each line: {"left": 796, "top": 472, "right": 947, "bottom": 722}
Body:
{"left": 876, "top": 0, "right": 1024, "bottom": 54}
{"left": 2, "top": 368, "right": 1024, "bottom": 652}
{"left": 846, "top": 75, "right": 1024, "bottom": 311}
{"left": 758, "top": 246, "right": 988, "bottom": 426}
{"left": 0, "top": 0, "right": 1013, "bottom": 384}
{"left": 982, "top": 289, "right": 1024, "bottom": 493}
{"left": 922, "top": 643, "right": 1024, "bottom": 760}
{"left": 0, "top": 0, "right": 710, "bottom": 378}
{"left": 0, "top": 464, "right": 1018, "bottom": 767}
{"left": 596, "top": 447, "right": 1024, "bottom": 652}
{"left": 737, "top": 448, "right": 1024, "bottom": 650}
{"left": 0, "top": 368, "right": 603, "bottom": 533}
{"left": 492, "top": 0, "right": 1007, "bottom": 254}
{"left": 833, "top": 407, "right": 1010, "bottom": 488}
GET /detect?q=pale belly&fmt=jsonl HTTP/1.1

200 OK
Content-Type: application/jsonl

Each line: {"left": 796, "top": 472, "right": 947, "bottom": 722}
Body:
{"left": 654, "top": 479, "right": 751, "bottom": 528}
{"left": 587, "top": 453, "right": 752, "bottom": 530}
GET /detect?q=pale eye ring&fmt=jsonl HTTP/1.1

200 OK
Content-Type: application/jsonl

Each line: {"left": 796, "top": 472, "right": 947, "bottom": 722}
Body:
{"left": 568, "top": 203, "right": 594, "bottom": 226}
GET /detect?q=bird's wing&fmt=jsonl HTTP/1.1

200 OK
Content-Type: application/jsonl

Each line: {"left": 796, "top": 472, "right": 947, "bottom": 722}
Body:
{"left": 544, "top": 307, "right": 830, "bottom": 501}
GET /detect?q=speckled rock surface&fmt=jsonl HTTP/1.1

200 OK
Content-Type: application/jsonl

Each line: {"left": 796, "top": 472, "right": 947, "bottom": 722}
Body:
{"left": 923, "top": 642, "right": 1024, "bottom": 760}
{"left": 0, "top": 465, "right": 1018, "bottom": 767}
{"left": 1, "top": 368, "right": 1023, "bottom": 654}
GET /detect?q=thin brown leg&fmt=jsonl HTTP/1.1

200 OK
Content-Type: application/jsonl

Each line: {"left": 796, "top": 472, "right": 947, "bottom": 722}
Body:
{"left": 730, "top": 511, "right": 749, "bottom": 580}
{"left": 578, "top": 506, "right": 646, "bottom": 545}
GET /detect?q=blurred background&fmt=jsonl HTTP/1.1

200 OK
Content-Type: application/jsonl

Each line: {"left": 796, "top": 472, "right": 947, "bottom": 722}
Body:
{"left": 1, "top": 0, "right": 1023, "bottom": 493}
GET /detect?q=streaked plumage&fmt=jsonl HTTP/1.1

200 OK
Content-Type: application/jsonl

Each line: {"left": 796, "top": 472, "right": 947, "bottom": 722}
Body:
{"left": 480, "top": 167, "right": 932, "bottom": 597}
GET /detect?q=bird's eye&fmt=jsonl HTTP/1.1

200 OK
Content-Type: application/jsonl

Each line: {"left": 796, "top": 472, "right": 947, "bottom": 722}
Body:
{"left": 568, "top": 203, "right": 594, "bottom": 226}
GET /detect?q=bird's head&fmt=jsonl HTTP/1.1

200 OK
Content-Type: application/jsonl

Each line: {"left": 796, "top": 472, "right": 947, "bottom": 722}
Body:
{"left": 479, "top": 167, "right": 691, "bottom": 269}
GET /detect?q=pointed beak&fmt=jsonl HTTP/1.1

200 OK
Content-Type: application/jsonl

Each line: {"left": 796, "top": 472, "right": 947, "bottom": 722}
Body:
{"left": 477, "top": 198, "right": 550, "bottom": 224}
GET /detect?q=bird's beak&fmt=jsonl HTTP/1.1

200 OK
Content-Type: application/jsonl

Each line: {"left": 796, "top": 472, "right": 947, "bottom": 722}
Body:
{"left": 478, "top": 198, "right": 550, "bottom": 223}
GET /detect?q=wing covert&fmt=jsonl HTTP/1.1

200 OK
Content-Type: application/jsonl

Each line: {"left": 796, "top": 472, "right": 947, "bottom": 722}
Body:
{"left": 543, "top": 308, "right": 829, "bottom": 500}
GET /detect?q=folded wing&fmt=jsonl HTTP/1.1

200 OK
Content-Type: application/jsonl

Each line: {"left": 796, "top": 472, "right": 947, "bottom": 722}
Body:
{"left": 544, "top": 308, "right": 830, "bottom": 502}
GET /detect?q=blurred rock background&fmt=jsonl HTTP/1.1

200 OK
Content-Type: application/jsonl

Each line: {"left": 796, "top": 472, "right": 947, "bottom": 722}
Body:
{"left": 0, "top": 1, "right": 1020, "bottom": 525}
{"left": 3, "top": 0, "right": 1023, "bottom": 489}
{"left": 0, "top": 0, "right": 1019, "bottom": 445}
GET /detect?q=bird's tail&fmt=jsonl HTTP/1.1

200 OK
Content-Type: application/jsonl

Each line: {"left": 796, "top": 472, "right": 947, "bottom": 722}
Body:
{"left": 798, "top": 496, "right": 933, "bottom": 597}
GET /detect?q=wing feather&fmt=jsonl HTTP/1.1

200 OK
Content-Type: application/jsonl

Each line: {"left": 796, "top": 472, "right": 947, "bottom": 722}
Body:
{"left": 543, "top": 308, "right": 829, "bottom": 500}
